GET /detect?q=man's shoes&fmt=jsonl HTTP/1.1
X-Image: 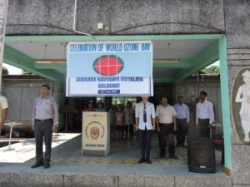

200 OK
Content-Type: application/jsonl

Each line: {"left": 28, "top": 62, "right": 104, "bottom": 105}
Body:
{"left": 31, "top": 162, "right": 44, "bottom": 168}
{"left": 145, "top": 159, "right": 152, "bottom": 164}
{"left": 44, "top": 163, "right": 50, "bottom": 169}
{"left": 175, "top": 143, "right": 181, "bottom": 147}
{"left": 137, "top": 158, "right": 145, "bottom": 164}
{"left": 170, "top": 155, "right": 178, "bottom": 159}
{"left": 158, "top": 154, "right": 165, "bottom": 158}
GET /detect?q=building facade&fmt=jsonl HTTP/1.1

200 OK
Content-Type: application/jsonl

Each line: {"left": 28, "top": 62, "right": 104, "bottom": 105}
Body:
{"left": 2, "top": 0, "right": 250, "bottom": 186}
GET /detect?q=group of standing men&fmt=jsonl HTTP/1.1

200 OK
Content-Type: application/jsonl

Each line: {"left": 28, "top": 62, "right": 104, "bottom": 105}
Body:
{"left": 1, "top": 84, "right": 215, "bottom": 168}
{"left": 135, "top": 91, "right": 214, "bottom": 164}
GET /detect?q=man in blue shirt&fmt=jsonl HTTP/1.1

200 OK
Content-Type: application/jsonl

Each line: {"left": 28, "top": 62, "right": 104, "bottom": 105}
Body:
{"left": 174, "top": 96, "right": 190, "bottom": 147}
{"left": 31, "top": 85, "right": 58, "bottom": 169}
{"left": 135, "top": 96, "right": 155, "bottom": 164}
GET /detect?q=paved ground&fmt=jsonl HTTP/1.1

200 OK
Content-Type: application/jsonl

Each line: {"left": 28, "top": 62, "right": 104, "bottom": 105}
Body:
{"left": 0, "top": 132, "right": 226, "bottom": 177}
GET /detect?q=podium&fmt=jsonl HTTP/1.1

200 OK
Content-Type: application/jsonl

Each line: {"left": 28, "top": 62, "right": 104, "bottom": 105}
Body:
{"left": 82, "top": 112, "right": 110, "bottom": 156}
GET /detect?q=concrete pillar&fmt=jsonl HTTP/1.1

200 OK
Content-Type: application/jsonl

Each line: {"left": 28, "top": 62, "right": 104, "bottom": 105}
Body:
{"left": 0, "top": 0, "right": 8, "bottom": 93}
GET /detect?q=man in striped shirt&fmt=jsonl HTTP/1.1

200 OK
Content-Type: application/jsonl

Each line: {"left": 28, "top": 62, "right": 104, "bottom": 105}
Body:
{"left": 31, "top": 85, "right": 58, "bottom": 169}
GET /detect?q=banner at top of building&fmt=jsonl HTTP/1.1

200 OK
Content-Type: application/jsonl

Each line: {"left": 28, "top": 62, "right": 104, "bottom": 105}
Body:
{"left": 66, "top": 41, "right": 153, "bottom": 96}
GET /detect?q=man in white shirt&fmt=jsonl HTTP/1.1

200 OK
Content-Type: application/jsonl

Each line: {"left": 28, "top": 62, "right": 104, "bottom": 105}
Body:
{"left": 135, "top": 96, "right": 155, "bottom": 164}
{"left": 174, "top": 96, "right": 190, "bottom": 147}
{"left": 0, "top": 95, "right": 8, "bottom": 135}
{"left": 196, "top": 91, "right": 214, "bottom": 138}
{"left": 156, "top": 97, "right": 177, "bottom": 159}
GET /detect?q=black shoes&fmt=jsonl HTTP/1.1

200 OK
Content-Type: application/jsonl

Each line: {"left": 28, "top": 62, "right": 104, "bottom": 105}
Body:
{"left": 31, "top": 162, "right": 50, "bottom": 169}
{"left": 175, "top": 143, "right": 181, "bottom": 147}
{"left": 44, "top": 163, "right": 50, "bottom": 169}
{"left": 170, "top": 155, "right": 178, "bottom": 159}
{"left": 138, "top": 158, "right": 145, "bottom": 164}
{"left": 158, "top": 154, "right": 165, "bottom": 158}
{"left": 145, "top": 159, "right": 152, "bottom": 164}
{"left": 31, "top": 162, "right": 44, "bottom": 168}
{"left": 176, "top": 143, "right": 186, "bottom": 148}
{"left": 138, "top": 158, "right": 152, "bottom": 164}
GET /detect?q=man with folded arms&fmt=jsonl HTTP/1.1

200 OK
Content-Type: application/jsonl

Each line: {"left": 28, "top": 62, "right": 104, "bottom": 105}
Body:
{"left": 31, "top": 84, "right": 58, "bottom": 169}
{"left": 135, "top": 96, "right": 155, "bottom": 164}
{"left": 156, "top": 97, "right": 177, "bottom": 159}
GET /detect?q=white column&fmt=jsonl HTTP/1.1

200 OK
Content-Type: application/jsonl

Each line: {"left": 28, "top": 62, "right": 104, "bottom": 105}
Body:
{"left": 0, "top": 0, "right": 9, "bottom": 93}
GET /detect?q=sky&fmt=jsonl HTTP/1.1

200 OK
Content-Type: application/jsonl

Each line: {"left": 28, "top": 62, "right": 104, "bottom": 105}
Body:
{"left": 3, "top": 60, "right": 220, "bottom": 75}
{"left": 3, "top": 63, "right": 23, "bottom": 75}
{"left": 208, "top": 60, "right": 220, "bottom": 67}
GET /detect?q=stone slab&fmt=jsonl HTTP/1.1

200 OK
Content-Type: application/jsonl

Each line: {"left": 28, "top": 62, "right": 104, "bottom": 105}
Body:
{"left": 224, "top": 0, "right": 250, "bottom": 35}
{"left": 63, "top": 174, "right": 116, "bottom": 187}
{"left": 110, "top": 0, "right": 224, "bottom": 34}
{"left": 0, "top": 173, "right": 10, "bottom": 187}
{"left": 232, "top": 145, "right": 250, "bottom": 174}
{"left": 175, "top": 176, "right": 232, "bottom": 187}
{"left": 233, "top": 172, "right": 250, "bottom": 185}
{"left": 0, "top": 173, "right": 233, "bottom": 187}
{"left": 6, "top": 0, "right": 227, "bottom": 35}
{"left": 118, "top": 175, "right": 144, "bottom": 187}
{"left": 9, "top": 173, "right": 63, "bottom": 187}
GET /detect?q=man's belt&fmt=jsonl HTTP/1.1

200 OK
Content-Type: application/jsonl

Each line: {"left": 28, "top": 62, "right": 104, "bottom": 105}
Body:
{"left": 35, "top": 118, "right": 53, "bottom": 122}
{"left": 176, "top": 118, "right": 187, "bottom": 121}
{"left": 159, "top": 123, "right": 172, "bottom": 125}
{"left": 198, "top": 118, "right": 209, "bottom": 121}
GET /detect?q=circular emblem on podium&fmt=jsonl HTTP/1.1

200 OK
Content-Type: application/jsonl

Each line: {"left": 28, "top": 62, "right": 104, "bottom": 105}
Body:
{"left": 85, "top": 121, "right": 105, "bottom": 140}
{"left": 90, "top": 127, "right": 100, "bottom": 139}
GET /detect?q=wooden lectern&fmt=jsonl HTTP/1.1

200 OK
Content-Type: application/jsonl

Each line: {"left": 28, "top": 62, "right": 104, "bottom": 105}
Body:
{"left": 82, "top": 112, "right": 110, "bottom": 156}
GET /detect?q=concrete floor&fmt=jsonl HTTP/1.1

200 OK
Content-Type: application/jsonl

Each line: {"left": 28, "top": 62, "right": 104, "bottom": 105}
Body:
{"left": 0, "top": 132, "right": 225, "bottom": 177}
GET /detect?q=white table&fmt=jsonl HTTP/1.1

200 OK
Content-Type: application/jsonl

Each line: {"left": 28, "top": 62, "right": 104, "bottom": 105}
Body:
{"left": 4, "top": 121, "right": 22, "bottom": 151}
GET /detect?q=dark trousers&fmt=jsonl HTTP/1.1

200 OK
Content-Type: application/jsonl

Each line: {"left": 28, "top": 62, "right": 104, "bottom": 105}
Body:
{"left": 159, "top": 123, "right": 175, "bottom": 157}
{"left": 125, "top": 124, "right": 134, "bottom": 136}
{"left": 139, "top": 128, "right": 152, "bottom": 160}
{"left": 198, "top": 118, "right": 210, "bottom": 138}
{"left": 176, "top": 118, "right": 187, "bottom": 146}
{"left": 34, "top": 119, "right": 53, "bottom": 164}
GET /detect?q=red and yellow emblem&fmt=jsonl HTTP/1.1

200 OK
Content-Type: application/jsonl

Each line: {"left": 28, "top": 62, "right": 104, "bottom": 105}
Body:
{"left": 90, "top": 127, "right": 100, "bottom": 139}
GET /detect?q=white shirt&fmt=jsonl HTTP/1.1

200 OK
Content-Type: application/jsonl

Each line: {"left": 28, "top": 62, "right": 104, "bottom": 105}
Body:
{"left": 135, "top": 101, "right": 155, "bottom": 130}
{"left": 0, "top": 95, "right": 8, "bottom": 121}
{"left": 174, "top": 103, "right": 190, "bottom": 123}
{"left": 196, "top": 99, "right": 214, "bottom": 124}
{"left": 156, "top": 104, "right": 177, "bottom": 124}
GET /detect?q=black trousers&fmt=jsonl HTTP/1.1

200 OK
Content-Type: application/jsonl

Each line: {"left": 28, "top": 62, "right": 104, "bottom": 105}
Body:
{"left": 176, "top": 118, "right": 187, "bottom": 146}
{"left": 198, "top": 118, "right": 210, "bottom": 138}
{"left": 159, "top": 123, "right": 175, "bottom": 157}
{"left": 139, "top": 128, "right": 152, "bottom": 160}
{"left": 34, "top": 119, "right": 53, "bottom": 164}
{"left": 125, "top": 124, "right": 134, "bottom": 136}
